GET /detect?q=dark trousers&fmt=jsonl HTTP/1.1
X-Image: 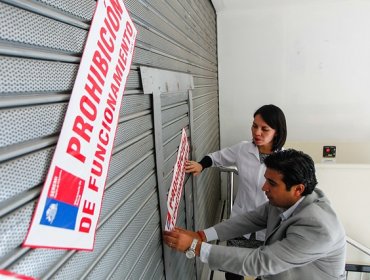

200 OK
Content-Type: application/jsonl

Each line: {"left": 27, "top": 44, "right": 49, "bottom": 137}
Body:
{"left": 225, "top": 274, "right": 261, "bottom": 280}
{"left": 225, "top": 272, "right": 244, "bottom": 280}
{"left": 224, "top": 233, "right": 263, "bottom": 280}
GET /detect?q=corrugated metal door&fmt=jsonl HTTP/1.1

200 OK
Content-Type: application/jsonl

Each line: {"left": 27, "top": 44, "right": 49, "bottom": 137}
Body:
{"left": 0, "top": 0, "right": 219, "bottom": 279}
{"left": 141, "top": 66, "right": 196, "bottom": 280}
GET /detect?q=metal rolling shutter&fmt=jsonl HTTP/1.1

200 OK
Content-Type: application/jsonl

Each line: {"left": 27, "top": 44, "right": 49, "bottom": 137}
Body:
{"left": 141, "top": 66, "right": 196, "bottom": 280}
{"left": 0, "top": 0, "right": 219, "bottom": 279}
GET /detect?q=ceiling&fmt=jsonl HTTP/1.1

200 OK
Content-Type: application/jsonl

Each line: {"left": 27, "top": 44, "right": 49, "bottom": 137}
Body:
{"left": 211, "top": 0, "right": 290, "bottom": 12}
{"left": 211, "top": 0, "right": 341, "bottom": 12}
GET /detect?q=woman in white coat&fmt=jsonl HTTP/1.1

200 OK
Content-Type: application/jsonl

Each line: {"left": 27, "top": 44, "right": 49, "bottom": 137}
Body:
{"left": 185, "top": 104, "right": 287, "bottom": 280}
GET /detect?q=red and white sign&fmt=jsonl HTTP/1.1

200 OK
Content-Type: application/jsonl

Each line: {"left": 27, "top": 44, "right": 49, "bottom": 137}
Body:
{"left": 0, "top": 270, "right": 36, "bottom": 280}
{"left": 165, "top": 129, "right": 190, "bottom": 231}
{"left": 23, "top": 0, "right": 137, "bottom": 250}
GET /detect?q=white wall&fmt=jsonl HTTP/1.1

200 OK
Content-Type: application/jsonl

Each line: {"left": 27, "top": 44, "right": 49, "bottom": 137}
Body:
{"left": 316, "top": 164, "right": 370, "bottom": 264}
{"left": 212, "top": 0, "right": 370, "bottom": 263}
{"left": 215, "top": 0, "right": 370, "bottom": 164}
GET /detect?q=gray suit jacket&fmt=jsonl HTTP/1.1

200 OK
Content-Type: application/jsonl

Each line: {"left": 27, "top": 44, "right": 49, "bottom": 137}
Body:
{"left": 209, "top": 188, "right": 346, "bottom": 280}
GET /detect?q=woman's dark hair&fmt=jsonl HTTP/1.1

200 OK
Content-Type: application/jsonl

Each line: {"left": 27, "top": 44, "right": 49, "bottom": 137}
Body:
{"left": 264, "top": 149, "right": 318, "bottom": 196}
{"left": 254, "top": 104, "right": 287, "bottom": 151}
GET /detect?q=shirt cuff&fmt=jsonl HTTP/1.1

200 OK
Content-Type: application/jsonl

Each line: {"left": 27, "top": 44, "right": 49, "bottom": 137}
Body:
{"left": 200, "top": 242, "right": 212, "bottom": 264}
{"left": 204, "top": 227, "right": 218, "bottom": 242}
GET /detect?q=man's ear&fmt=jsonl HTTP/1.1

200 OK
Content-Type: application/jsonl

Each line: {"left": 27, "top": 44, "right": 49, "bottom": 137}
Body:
{"left": 294, "top": 184, "right": 305, "bottom": 197}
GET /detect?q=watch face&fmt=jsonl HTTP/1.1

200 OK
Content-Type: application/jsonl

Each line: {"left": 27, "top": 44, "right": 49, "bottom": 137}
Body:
{"left": 186, "top": 250, "right": 195, "bottom": 259}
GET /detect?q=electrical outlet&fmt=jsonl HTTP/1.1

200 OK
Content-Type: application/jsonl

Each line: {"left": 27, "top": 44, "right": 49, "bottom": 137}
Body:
{"left": 323, "top": 146, "right": 336, "bottom": 158}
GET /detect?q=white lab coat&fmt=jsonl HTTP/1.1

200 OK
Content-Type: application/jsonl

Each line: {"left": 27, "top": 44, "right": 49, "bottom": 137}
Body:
{"left": 209, "top": 141, "right": 268, "bottom": 241}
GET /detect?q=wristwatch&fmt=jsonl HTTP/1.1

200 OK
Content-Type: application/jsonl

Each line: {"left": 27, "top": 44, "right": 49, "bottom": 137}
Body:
{"left": 185, "top": 239, "right": 198, "bottom": 259}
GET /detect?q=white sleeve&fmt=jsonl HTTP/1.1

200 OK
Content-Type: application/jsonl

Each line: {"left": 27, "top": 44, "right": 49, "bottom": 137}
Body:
{"left": 200, "top": 242, "right": 212, "bottom": 264}
{"left": 200, "top": 227, "right": 219, "bottom": 263}
{"left": 208, "top": 142, "right": 244, "bottom": 167}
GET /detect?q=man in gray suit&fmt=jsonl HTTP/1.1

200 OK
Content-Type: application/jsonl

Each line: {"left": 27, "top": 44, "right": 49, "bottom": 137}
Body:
{"left": 164, "top": 149, "right": 346, "bottom": 280}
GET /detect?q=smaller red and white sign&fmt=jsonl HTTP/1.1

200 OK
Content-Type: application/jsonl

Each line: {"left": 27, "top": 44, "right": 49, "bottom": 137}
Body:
{"left": 165, "top": 128, "right": 190, "bottom": 231}
{"left": 0, "top": 270, "right": 36, "bottom": 280}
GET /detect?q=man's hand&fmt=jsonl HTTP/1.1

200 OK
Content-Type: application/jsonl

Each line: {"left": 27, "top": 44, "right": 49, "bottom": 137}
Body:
{"left": 163, "top": 227, "right": 195, "bottom": 252}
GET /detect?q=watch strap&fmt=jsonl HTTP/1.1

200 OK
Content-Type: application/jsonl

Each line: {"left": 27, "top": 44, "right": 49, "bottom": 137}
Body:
{"left": 185, "top": 238, "right": 198, "bottom": 259}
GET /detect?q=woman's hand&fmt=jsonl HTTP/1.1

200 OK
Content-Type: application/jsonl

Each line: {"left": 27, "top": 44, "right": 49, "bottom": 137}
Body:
{"left": 185, "top": 160, "right": 203, "bottom": 176}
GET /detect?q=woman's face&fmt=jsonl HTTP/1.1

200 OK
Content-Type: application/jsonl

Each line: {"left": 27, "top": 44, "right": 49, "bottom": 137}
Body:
{"left": 251, "top": 114, "right": 277, "bottom": 150}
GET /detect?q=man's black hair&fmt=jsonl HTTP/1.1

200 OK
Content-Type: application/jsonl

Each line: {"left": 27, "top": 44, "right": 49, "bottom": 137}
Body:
{"left": 264, "top": 149, "right": 318, "bottom": 195}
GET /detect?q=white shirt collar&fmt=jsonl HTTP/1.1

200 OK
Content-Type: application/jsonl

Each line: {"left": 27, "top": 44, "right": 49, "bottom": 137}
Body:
{"left": 280, "top": 197, "right": 304, "bottom": 221}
